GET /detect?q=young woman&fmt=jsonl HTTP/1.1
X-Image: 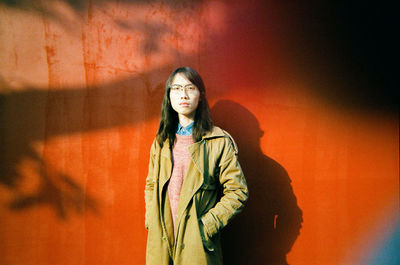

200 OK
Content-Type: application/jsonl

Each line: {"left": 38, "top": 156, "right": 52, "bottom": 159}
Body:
{"left": 144, "top": 67, "right": 248, "bottom": 265}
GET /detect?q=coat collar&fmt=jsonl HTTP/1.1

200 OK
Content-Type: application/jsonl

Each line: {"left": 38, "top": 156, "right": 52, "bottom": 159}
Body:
{"left": 160, "top": 126, "right": 226, "bottom": 158}
{"left": 201, "top": 126, "right": 226, "bottom": 140}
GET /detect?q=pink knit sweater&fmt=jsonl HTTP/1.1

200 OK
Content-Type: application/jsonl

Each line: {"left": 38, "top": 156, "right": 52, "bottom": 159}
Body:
{"left": 168, "top": 134, "right": 194, "bottom": 231}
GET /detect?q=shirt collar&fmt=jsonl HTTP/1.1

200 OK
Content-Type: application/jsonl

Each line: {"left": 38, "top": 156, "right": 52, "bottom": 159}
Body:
{"left": 176, "top": 122, "right": 194, "bottom": 135}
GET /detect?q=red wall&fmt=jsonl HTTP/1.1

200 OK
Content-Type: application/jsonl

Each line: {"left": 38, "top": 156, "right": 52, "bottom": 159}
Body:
{"left": 0, "top": 1, "right": 398, "bottom": 265}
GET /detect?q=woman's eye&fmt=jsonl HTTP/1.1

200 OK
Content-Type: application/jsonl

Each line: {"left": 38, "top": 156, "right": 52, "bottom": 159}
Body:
{"left": 187, "top": 86, "right": 195, "bottom": 90}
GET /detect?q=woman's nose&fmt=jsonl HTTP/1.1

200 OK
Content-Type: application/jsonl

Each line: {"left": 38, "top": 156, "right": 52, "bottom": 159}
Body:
{"left": 180, "top": 89, "right": 189, "bottom": 98}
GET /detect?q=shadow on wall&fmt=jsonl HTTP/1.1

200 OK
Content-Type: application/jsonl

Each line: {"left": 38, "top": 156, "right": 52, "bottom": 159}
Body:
{"left": 0, "top": 64, "right": 168, "bottom": 220}
{"left": 211, "top": 100, "right": 303, "bottom": 265}
{"left": 0, "top": 0, "right": 202, "bottom": 220}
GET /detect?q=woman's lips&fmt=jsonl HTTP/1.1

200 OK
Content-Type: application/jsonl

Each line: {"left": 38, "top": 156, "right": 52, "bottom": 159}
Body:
{"left": 179, "top": 103, "right": 189, "bottom": 106}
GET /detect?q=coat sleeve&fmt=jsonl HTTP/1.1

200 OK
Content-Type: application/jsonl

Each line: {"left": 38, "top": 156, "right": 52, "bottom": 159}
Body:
{"left": 144, "top": 139, "right": 157, "bottom": 230}
{"left": 200, "top": 136, "right": 249, "bottom": 238}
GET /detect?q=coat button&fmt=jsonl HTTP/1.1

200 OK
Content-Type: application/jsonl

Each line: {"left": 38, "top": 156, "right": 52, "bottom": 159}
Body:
{"left": 162, "top": 236, "right": 167, "bottom": 241}
{"left": 181, "top": 243, "right": 185, "bottom": 249}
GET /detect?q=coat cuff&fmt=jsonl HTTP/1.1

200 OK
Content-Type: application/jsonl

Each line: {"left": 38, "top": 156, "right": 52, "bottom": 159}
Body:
{"left": 201, "top": 214, "right": 218, "bottom": 238}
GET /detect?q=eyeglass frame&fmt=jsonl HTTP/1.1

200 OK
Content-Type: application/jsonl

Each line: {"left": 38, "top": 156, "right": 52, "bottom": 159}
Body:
{"left": 169, "top": 84, "right": 199, "bottom": 94}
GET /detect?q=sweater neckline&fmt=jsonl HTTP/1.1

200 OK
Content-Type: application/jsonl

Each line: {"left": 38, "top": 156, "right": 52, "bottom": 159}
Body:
{"left": 175, "top": 134, "right": 194, "bottom": 142}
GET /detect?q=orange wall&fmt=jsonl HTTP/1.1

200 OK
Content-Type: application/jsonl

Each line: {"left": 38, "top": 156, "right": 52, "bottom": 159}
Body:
{"left": 0, "top": 1, "right": 398, "bottom": 265}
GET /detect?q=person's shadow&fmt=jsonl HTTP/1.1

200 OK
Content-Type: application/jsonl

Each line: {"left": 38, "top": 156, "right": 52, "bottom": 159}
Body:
{"left": 211, "top": 100, "right": 303, "bottom": 265}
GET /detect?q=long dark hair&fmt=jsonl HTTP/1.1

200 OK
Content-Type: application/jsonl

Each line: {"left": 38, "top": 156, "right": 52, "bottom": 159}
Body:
{"left": 156, "top": 66, "right": 213, "bottom": 147}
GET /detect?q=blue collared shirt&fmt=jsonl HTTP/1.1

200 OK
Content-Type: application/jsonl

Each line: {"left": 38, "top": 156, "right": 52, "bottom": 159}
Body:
{"left": 176, "top": 122, "right": 194, "bottom": 135}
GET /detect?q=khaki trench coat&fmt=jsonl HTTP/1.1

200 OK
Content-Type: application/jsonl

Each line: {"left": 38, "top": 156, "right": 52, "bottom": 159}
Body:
{"left": 144, "top": 126, "right": 248, "bottom": 265}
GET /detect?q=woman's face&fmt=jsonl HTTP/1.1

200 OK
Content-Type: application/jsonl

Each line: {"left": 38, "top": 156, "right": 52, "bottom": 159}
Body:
{"left": 169, "top": 73, "right": 200, "bottom": 121}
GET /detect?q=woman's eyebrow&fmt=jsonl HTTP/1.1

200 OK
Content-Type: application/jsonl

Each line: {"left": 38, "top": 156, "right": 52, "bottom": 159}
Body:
{"left": 170, "top": 83, "right": 194, "bottom": 86}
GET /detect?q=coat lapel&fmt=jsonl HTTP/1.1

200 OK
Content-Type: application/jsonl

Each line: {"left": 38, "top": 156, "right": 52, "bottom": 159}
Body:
{"left": 159, "top": 140, "right": 172, "bottom": 197}
{"left": 157, "top": 140, "right": 175, "bottom": 253}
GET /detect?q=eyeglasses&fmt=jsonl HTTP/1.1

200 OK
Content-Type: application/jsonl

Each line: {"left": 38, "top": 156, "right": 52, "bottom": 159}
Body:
{"left": 169, "top": 84, "right": 198, "bottom": 93}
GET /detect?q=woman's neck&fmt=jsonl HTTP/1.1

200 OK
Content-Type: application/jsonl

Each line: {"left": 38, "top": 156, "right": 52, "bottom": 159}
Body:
{"left": 178, "top": 115, "right": 194, "bottom": 127}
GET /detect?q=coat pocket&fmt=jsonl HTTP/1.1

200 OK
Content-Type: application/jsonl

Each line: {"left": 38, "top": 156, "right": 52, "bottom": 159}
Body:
{"left": 198, "top": 218, "right": 215, "bottom": 252}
